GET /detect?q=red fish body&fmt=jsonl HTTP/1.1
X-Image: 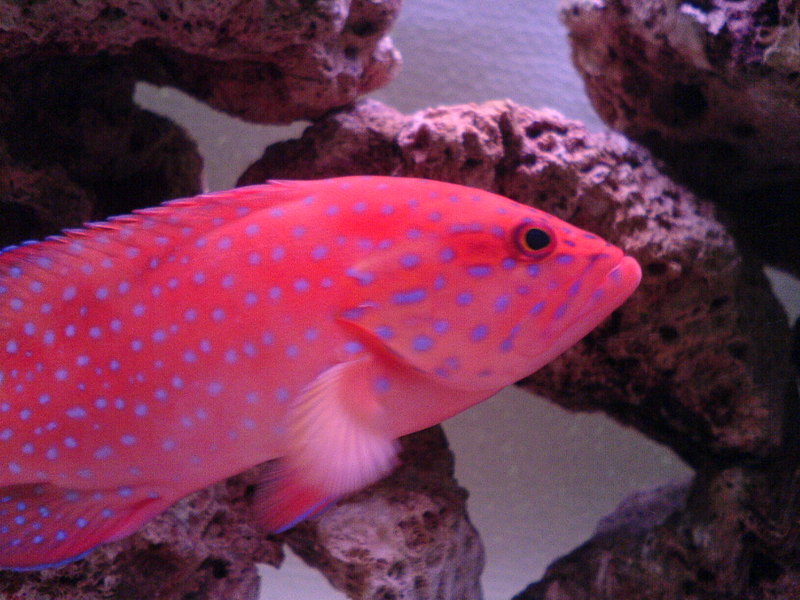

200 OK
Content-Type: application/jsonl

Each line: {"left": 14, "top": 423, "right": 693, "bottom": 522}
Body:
{"left": 0, "top": 176, "right": 640, "bottom": 569}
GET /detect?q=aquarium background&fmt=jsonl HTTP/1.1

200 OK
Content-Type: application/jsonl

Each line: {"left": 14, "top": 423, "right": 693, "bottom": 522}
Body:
{"left": 133, "top": 1, "right": 799, "bottom": 599}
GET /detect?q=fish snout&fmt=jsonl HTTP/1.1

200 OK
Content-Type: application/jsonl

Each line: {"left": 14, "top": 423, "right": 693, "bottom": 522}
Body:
{"left": 603, "top": 255, "right": 642, "bottom": 305}
{"left": 515, "top": 251, "right": 641, "bottom": 367}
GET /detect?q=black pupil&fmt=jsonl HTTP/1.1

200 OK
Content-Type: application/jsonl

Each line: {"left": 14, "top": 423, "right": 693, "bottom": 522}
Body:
{"left": 524, "top": 227, "right": 551, "bottom": 251}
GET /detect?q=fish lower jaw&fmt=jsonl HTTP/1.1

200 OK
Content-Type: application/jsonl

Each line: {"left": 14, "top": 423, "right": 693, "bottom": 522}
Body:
{"left": 520, "top": 255, "right": 642, "bottom": 373}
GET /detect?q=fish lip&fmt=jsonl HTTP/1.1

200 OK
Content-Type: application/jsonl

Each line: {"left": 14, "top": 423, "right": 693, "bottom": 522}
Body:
{"left": 517, "top": 254, "right": 642, "bottom": 363}
{"left": 567, "top": 255, "right": 641, "bottom": 329}
{"left": 606, "top": 255, "right": 642, "bottom": 299}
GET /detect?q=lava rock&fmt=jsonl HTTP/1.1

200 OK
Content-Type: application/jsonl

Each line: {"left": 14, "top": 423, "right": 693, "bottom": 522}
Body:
{"left": 0, "top": 0, "right": 402, "bottom": 123}
{"left": 243, "top": 98, "right": 796, "bottom": 466}
{"left": 243, "top": 98, "right": 799, "bottom": 599}
{"left": 561, "top": 0, "right": 800, "bottom": 276}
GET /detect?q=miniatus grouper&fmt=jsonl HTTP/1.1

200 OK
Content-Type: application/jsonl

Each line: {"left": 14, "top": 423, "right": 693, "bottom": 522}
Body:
{"left": 0, "top": 176, "right": 641, "bottom": 570}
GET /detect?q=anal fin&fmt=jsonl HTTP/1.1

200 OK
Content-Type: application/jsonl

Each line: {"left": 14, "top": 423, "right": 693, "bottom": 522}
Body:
{"left": 0, "top": 482, "right": 171, "bottom": 571}
{"left": 254, "top": 463, "right": 334, "bottom": 533}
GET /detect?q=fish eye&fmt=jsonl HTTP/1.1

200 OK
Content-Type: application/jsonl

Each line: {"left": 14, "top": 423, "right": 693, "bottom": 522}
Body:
{"left": 515, "top": 223, "right": 555, "bottom": 258}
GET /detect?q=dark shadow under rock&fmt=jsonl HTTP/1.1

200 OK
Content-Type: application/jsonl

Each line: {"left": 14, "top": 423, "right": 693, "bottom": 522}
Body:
{"left": 0, "top": 142, "right": 94, "bottom": 249}
{"left": 0, "top": 56, "right": 203, "bottom": 235}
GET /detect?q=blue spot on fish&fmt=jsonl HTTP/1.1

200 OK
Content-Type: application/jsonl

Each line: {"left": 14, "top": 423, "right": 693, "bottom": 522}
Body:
{"left": 345, "top": 267, "right": 375, "bottom": 286}
{"left": 400, "top": 254, "right": 421, "bottom": 269}
{"left": 501, "top": 258, "right": 516, "bottom": 270}
{"left": 456, "top": 292, "right": 473, "bottom": 306}
{"left": 376, "top": 325, "right": 394, "bottom": 340}
{"left": 374, "top": 376, "right": 391, "bottom": 393}
{"left": 470, "top": 325, "right": 489, "bottom": 342}
{"left": 392, "top": 289, "right": 426, "bottom": 305}
{"left": 467, "top": 265, "right": 492, "bottom": 278}
{"left": 494, "top": 294, "right": 511, "bottom": 313}
{"left": 555, "top": 303, "right": 569, "bottom": 319}
{"left": 344, "top": 341, "right": 363, "bottom": 354}
{"left": 412, "top": 335, "right": 434, "bottom": 352}
{"left": 66, "top": 407, "right": 87, "bottom": 419}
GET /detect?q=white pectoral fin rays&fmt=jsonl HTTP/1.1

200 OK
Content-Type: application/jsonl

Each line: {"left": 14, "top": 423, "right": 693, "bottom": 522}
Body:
{"left": 255, "top": 356, "right": 400, "bottom": 533}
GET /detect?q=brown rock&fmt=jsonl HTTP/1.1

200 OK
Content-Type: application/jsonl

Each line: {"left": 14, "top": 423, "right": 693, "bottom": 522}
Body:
{"left": 285, "top": 428, "right": 484, "bottom": 600}
{"left": 242, "top": 98, "right": 799, "bottom": 599}
{"left": 0, "top": 0, "right": 402, "bottom": 123}
{"left": 515, "top": 464, "right": 800, "bottom": 600}
{"left": 239, "top": 98, "right": 407, "bottom": 183}
{"left": 243, "top": 98, "right": 795, "bottom": 465}
{"left": 560, "top": 0, "right": 800, "bottom": 275}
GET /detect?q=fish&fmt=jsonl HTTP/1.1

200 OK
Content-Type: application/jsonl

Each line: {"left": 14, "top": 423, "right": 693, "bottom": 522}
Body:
{"left": 0, "top": 175, "right": 641, "bottom": 570}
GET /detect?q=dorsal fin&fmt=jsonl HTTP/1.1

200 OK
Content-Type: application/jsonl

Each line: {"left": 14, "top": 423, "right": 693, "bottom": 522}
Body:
{"left": 0, "top": 182, "right": 311, "bottom": 276}
{"left": 0, "top": 182, "right": 312, "bottom": 325}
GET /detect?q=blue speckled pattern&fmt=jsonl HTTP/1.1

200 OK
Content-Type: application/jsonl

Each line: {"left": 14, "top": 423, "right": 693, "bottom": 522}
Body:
{"left": 0, "top": 176, "right": 640, "bottom": 569}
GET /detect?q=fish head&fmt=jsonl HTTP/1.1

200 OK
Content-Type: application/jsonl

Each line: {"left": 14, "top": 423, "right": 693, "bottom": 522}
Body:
{"left": 341, "top": 180, "right": 641, "bottom": 391}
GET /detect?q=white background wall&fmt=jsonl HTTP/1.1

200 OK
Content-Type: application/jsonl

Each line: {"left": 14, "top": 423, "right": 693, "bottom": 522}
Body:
{"left": 134, "top": 1, "right": 800, "bottom": 599}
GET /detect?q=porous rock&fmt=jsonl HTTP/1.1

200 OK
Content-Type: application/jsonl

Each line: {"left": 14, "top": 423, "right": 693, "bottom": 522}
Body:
{"left": 561, "top": 0, "right": 800, "bottom": 275}
{"left": 515, "top": 464, "right": 800, "bottom": 600}
{"left": 285, "top": 427, "right": 484, "bottom": 600}
{"left": 243, "top": 98, "right": 795, "bottom": 466}
{"left": 0, "top": 0, "right": 402, "bottom": 123}
{"left": 242, "top": 98, "right": 799, "bottom": 598}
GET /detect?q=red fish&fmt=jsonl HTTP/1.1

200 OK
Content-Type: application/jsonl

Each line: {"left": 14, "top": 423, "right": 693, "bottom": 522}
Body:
{"left": 0, "top": 176, "right": 640, "bottom": 569}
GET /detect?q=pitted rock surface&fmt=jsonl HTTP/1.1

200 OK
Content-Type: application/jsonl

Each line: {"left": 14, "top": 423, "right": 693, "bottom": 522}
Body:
{"left": 243, "top": 98, "right": 795, "bottom": 466}
{"left": 561, "top": 0, "right": 800, "bottom": 275}
{"left": 0, "top": 0, "right": 402, "bottom": 123}
{"left": 243, "top": 98, "right": 800, "bottom": 599}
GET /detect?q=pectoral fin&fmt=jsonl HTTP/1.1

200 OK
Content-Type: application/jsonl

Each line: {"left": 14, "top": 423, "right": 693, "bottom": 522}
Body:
{"left": 255, "top": 357, "right": 400, "bottom": 532}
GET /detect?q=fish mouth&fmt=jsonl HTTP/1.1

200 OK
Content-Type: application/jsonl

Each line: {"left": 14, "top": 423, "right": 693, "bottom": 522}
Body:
{"left": 598, "top": 255, "right": 642, "bottom": 313}
{"left": 518, "top": 254, "right": 642, "bottom": 368}
{"left": 553, "top": 254, "right": 642, "bottom": 349}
